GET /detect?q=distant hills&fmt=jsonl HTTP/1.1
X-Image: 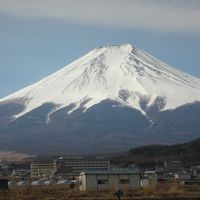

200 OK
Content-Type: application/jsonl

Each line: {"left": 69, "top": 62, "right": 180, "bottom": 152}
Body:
{"left": 111, "top": 138, "right": 200, "bottom": 166}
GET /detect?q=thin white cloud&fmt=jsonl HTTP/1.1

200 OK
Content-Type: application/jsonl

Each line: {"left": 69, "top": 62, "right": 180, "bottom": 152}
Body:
{"left": 0, "top": 0, "right": 200, "bottom": 33}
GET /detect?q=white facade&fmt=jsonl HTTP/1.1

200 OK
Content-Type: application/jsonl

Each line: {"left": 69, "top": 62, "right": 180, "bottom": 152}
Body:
{"left": 31, "top": 180, "right": 45, "bottom": 186}
{"left": 140, "top": 178, "right": 150, "bottom": 187}
{"left": 17, "top": 180, "right": 29, "bottom": 187}
{"left": 175, "top": 173, "right": 191, "bottom": 180}
{"left": 12, "top": 169, "right": 30, "bottom": 178}
{"left": 44, "top": 180, "right": 56, "bottom": 185}
{"left": 8, "top": 181, "right": 17, "bottom": 188}
{"left": 57, "top": 180, "right": 70, "bottom": 185}
{"left": 79, "top": 169, "right": 140, "bottom": 191}
{"left": 54, "top": 157, "right": 110, "bottom": 177}
{"left": 31, "top": 162, "right": 55, "bottom": 177}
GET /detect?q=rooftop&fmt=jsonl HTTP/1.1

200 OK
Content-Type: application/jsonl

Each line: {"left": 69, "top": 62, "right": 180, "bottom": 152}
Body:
{"left": 80, "top": 168, "right": 140, "bottom": 175}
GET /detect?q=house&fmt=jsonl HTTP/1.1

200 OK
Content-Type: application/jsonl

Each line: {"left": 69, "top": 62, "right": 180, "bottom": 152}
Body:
{"left": 174, "top": 172, "right": 191, "bottom": 180}
{"left": 141, "top": 171, "right": 157, "bottom": 187}
{"left": 79, "top": 168, "right": 140, "bottom": 191}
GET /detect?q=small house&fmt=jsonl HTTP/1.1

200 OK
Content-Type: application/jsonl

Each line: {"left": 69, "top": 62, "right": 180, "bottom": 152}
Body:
{"left": 141, "top": 170, "right": 157, "bottom": 187}
{"left": 79, "top": 169, "right": 140, "bottom": 191}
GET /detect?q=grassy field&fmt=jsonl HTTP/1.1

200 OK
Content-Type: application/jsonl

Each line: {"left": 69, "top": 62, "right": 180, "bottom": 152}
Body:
{"left": 1, "top": 183, "right": 200, "bottom": 200}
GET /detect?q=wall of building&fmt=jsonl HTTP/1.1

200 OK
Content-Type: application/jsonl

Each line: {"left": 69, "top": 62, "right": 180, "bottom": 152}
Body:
{"left": 97, "top": 175, "right": 109, "bottom": 191}
{"left": 79, "top": 174, "right": 86, "bottom": 191}
{"left": 79, "top": 173, "right": 140, "bottom": 191}
{"left": 55, "top": 158, "right": 110, "bottom": 177}
{"left": 31, "top": 162, "right": 55, "bottom": 177}
{"left": 126, "top": 174, "right": 140, "bottom": 190}
{"left": 109, "top": 174, "right": 119, "bottom": 190}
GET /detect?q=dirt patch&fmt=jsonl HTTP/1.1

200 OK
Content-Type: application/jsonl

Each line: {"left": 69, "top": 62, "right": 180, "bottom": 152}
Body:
{"left": 0, "top": 151, "right": 35, "bottom": 161}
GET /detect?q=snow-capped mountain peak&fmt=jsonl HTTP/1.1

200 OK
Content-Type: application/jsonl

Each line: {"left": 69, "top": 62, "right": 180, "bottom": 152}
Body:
{"left": 1, "top": 44, "right": 200, "bottom": 121}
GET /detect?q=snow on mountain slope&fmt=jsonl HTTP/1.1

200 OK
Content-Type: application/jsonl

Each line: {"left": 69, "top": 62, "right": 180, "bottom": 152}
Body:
{"left": 1, "top": 44, "right": 200, "bottom": 120}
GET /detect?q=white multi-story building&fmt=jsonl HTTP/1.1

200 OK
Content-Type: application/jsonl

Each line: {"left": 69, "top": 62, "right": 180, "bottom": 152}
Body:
{"left": 31, "top": 162, "right": 55, "bottom": 177}
{"left": 54, "top": 157, "right": 110, "bottom": 177}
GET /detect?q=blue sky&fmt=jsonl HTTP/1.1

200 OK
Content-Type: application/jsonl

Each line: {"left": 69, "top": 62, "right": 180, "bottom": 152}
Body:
{"left": 0, "top": 0, "right": 200, "bottom": 98}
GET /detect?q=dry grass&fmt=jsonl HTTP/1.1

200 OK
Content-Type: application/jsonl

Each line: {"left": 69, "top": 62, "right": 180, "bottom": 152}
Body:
{"left": 1, "top": 183, "right": 200, "bottom": 200}
{"left": 140, "top": 181, "right": 200, "bottom": 198}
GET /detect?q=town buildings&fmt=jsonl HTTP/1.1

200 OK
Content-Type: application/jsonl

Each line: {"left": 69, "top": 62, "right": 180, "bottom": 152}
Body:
{"left": 31, "top": 157, "right": 110, "bottom": 178}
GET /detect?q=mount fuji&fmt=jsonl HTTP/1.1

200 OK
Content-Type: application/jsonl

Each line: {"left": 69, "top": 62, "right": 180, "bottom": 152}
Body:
{"left": 0, "top": 44, "right": 200, "bottom": 154}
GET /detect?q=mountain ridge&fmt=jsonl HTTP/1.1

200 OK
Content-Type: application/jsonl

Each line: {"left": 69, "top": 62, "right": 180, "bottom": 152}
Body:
{"left": 111, "top": 137, "right": 200, "bottom": 166}
{"left": 1, "top": 44, "right": 200, "bottom": 122}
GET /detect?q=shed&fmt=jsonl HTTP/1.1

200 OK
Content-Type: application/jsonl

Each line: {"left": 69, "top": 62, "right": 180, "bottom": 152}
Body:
{"left": 79, "top": 169, "right": 140, "bottom": 191}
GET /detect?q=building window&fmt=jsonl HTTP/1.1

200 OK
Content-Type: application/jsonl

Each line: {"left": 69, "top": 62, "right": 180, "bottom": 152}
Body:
{"left": 97, "top": 179, "right": 108, "bottom": 184}
{"left": 120, "top": 179, "right": 130, "bottom": 184}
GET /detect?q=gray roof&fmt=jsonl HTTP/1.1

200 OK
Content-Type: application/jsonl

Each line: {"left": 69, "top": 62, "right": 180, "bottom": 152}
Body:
{"left": 80, "top": 168, "right": 140, "bottom": 175}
